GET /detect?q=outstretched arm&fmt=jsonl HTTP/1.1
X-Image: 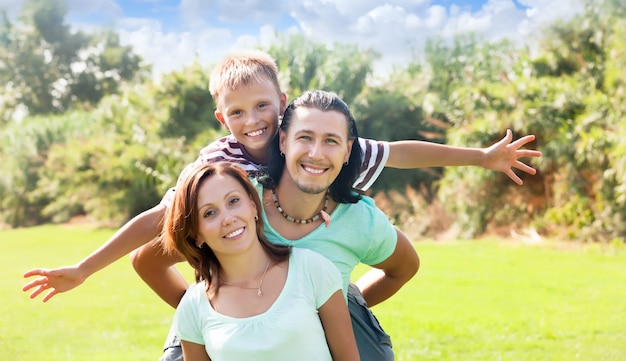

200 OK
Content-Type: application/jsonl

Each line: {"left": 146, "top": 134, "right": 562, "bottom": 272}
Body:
{"left": 22, "top": 204, "right": 166, "bottom": 302}
{"left": 355, "top": 227, "right": 419, "bottom": 307}
{"left": 386, "top": 129, "right": 542, "bottom": 185}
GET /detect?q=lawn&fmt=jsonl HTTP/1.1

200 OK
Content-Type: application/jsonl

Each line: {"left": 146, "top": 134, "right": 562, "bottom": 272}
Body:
{"left": 2, "top": 225, "right": 625, "bottom": 360}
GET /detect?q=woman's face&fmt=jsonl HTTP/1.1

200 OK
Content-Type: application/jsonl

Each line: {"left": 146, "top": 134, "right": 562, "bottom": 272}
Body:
{"left": 194, "top": 173, "right": 259, "bottom": 258}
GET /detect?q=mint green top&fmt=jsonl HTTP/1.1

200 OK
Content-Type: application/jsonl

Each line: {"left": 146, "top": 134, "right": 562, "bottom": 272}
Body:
{"left": 174, "top": 248, "right": 342, "bottom": 361}
{"left": 255, "top": 180, "right": 398, "bottom": 297}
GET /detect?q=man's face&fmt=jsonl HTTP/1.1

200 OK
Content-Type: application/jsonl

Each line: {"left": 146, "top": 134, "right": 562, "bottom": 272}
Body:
{"left": 279, "top": 107, "right": 353, "bottom": 195}
{"left": 215, "top": 77, "right": 287, "bottom": 162}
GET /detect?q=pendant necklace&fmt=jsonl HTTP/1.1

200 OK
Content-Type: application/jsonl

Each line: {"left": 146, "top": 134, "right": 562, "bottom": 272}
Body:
{"left": 219, "top": 260, "right": 271, "bottom": 297}
{"left": 271, "top": 189, "right": 331, "bottom": 226}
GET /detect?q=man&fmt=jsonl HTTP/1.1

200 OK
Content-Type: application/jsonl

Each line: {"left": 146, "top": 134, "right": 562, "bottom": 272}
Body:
{"left": 253, "top": 90, "right": 419, "bottom": 360}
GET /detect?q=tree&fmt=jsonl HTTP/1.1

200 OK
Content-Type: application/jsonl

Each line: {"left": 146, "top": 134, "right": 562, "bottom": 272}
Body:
{"left": 155, "top": 60, "right": 219, "bottom": 141}
{"left": 0, "top": 0, "right": 148, "bottom": 125}
{"left": 265, "top": 33, "right": 378, "bottom": 104}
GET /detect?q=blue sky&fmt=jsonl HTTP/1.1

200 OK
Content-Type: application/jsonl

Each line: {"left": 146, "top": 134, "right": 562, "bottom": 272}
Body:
{"left": 1, "top": 0, "right": 585, "bottom": 80}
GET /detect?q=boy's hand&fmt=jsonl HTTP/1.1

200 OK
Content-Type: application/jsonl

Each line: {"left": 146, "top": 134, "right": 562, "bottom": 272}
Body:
{"left": 482, "top": 129, "right": 542, "bottom": 185}
{"left": 22, "top": 266, "right": 86, "bottom": 302}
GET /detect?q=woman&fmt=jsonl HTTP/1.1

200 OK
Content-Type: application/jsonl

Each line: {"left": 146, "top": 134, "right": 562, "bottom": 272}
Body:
{"left": 160, "top": 161, "right": 359, "bottom": 361}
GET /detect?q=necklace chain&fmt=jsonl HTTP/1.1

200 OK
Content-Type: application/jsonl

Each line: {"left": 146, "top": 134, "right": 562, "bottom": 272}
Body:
{"left": 219, "top": 260, "right": 271, "bottom": 297}
{"left": 271, "top": 189, "right": 329, "bottom": 224}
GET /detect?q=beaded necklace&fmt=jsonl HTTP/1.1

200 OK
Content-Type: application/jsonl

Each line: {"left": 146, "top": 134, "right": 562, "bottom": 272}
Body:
{"left": 271, "top": 189, "right": 330, "bottom": 225}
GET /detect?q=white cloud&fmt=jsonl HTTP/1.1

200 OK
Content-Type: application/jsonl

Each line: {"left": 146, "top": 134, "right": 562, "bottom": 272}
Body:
{"left": 65, "top": 0, "right": 122, "bottom": 16}
{"left": 117, "top": 21, "right": 234, "bottom": 79}
{"left": 2, "top": 0, "right": 586, "bottom": 81}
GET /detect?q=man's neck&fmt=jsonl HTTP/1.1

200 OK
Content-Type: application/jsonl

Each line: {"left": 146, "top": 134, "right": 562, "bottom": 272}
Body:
{"left": 263, "top": 182, "right": 331, "bottom": 241}
{"left": 272, "top": 179, "right": 326, "bottom": 221}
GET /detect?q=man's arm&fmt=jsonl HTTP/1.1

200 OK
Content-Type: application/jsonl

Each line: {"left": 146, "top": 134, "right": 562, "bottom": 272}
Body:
{"left": 130, "top": 240, "right": 188, "bottom": 308}
{"left": 355, "top": 227, "right": 419, "bottom": 307}
{"left": 22, "top": 204, "right": 166, "bottom": 302}
{"left": 386, "top": 129, "right": 542, "bottom": 185}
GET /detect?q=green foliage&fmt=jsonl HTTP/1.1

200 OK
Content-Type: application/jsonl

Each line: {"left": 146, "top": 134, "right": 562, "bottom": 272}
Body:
{"left": 1, "top": 0, "right": 625, "bottom": 244}
{"left": 0, "top": 112, "right": 93, "bottom": 227}
{"left": 0, "top": 0, "right": 147, "bottom": 124}
{"left": 353, "top": 86, "right": 442, "bottom": 194}
{"left": 266, "top": 33, "right": 378, "bottom": 104}
{"left": 420, "top": 0, "right": 626, "bottom": 242}
{"left": 155, "top": 60, "right": 219, "bottom": 140}
{"left": 0, "top": 74, "right": 215, "bottom": 226}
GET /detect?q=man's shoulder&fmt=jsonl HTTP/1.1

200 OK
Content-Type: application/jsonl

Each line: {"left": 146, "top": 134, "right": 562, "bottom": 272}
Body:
{"left": 336, "top": 195, "right": 384, "bottom": 219}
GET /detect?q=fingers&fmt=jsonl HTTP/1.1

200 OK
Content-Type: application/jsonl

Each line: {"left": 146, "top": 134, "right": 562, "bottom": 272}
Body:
{"left": 508, "top": 134, "right": 535, "bottom": 147}
{"left": 516, "top": 149, "right": 542, "bottom": 158}
{"left": 23, "top": 268, "right": 48, "bottom": 278}
{"left": 42, "top": 290, "right": 58, "bottom": 303}
{"left": 505, "top": 169, "right": 523, "bottom": 185}
{"left": 513, "top": 161, "right": 537, "bottom": 175}
{"left": 28, "top": 285, "right": 47, "bottom": 299}
{"left": 22, "top": 277, "right": 48, "bottom": 292}
{"left": 494, "top": 129, "right": 513, "bottom": 147}
{"left": 24, "top": 279, "right": 58, "bottom": 302}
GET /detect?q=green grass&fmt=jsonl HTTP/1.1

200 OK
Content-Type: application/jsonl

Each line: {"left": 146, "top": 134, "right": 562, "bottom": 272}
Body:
{"left": 3, "top": 225, "right": 626, "bottom": 360}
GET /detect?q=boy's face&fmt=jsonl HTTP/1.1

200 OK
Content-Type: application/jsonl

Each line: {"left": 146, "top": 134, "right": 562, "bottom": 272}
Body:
{"left": 215, "top": 77, "right": 287, "bottom": 162}
{"left": 279, "top": 107, "right": 353, "bottom": 195}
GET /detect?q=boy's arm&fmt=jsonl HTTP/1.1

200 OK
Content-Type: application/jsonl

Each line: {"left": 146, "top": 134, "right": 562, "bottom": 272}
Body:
{"left": 386, "top": 129, "right": 542, "bottom": 185}
{"left": 130, "top": 240, "right": 188, "bottom": 308}
{"left": 355, "top": 227, "right": 419, "bottom": 307}
{"left": 22, "top": 204, "right": 166, "bottom": 302}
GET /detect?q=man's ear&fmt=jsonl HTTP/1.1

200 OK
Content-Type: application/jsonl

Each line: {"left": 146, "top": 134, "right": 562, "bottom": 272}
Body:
{"left": 344, "top": 139, "right": 354, "bottom": 164}
{"left": 215, "top": 111, "right": 229, "bottom": 131}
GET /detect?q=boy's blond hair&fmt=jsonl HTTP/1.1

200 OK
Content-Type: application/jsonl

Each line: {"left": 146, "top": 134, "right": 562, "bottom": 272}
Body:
{"left": 209, "top": 50, "right": 282, "bottom": 108}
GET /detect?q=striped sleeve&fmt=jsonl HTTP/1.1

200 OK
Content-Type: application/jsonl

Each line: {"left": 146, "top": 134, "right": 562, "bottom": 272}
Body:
{"left": 159, "top": 135, "right": 263, "bottom": 208}
{"left": 353, "top": 138, "right": 389, "bottom": 191}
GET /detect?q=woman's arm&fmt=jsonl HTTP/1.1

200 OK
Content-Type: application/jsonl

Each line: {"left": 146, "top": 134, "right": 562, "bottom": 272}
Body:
{"left": 181, "top": 340, "right": 211, "bottom": 361}
{"left": 318, "top": 290, "right": 360, "bottom": 361}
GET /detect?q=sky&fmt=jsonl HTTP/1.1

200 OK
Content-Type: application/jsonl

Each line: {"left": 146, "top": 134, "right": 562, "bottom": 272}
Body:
{"left": 0, "top": 0, "right": 586, "bottom": 81}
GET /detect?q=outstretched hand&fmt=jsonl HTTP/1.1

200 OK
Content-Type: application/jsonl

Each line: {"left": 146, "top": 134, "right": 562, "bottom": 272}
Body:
{"left": 22, "top": 265, "right": 86, "bottom": 302}
{"left": 482, "top": 129, "right": 542, "bottom": 185}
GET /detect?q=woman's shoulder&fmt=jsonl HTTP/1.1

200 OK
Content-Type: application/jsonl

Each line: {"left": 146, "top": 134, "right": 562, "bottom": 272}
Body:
{"left": 291, "top": 248, "right": 334, "bottom": 269}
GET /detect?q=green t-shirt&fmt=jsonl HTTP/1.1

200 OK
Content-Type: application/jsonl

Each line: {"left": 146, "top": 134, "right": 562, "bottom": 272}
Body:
{"left": 255, "top": 180, "right": 398, "bottom": 297}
